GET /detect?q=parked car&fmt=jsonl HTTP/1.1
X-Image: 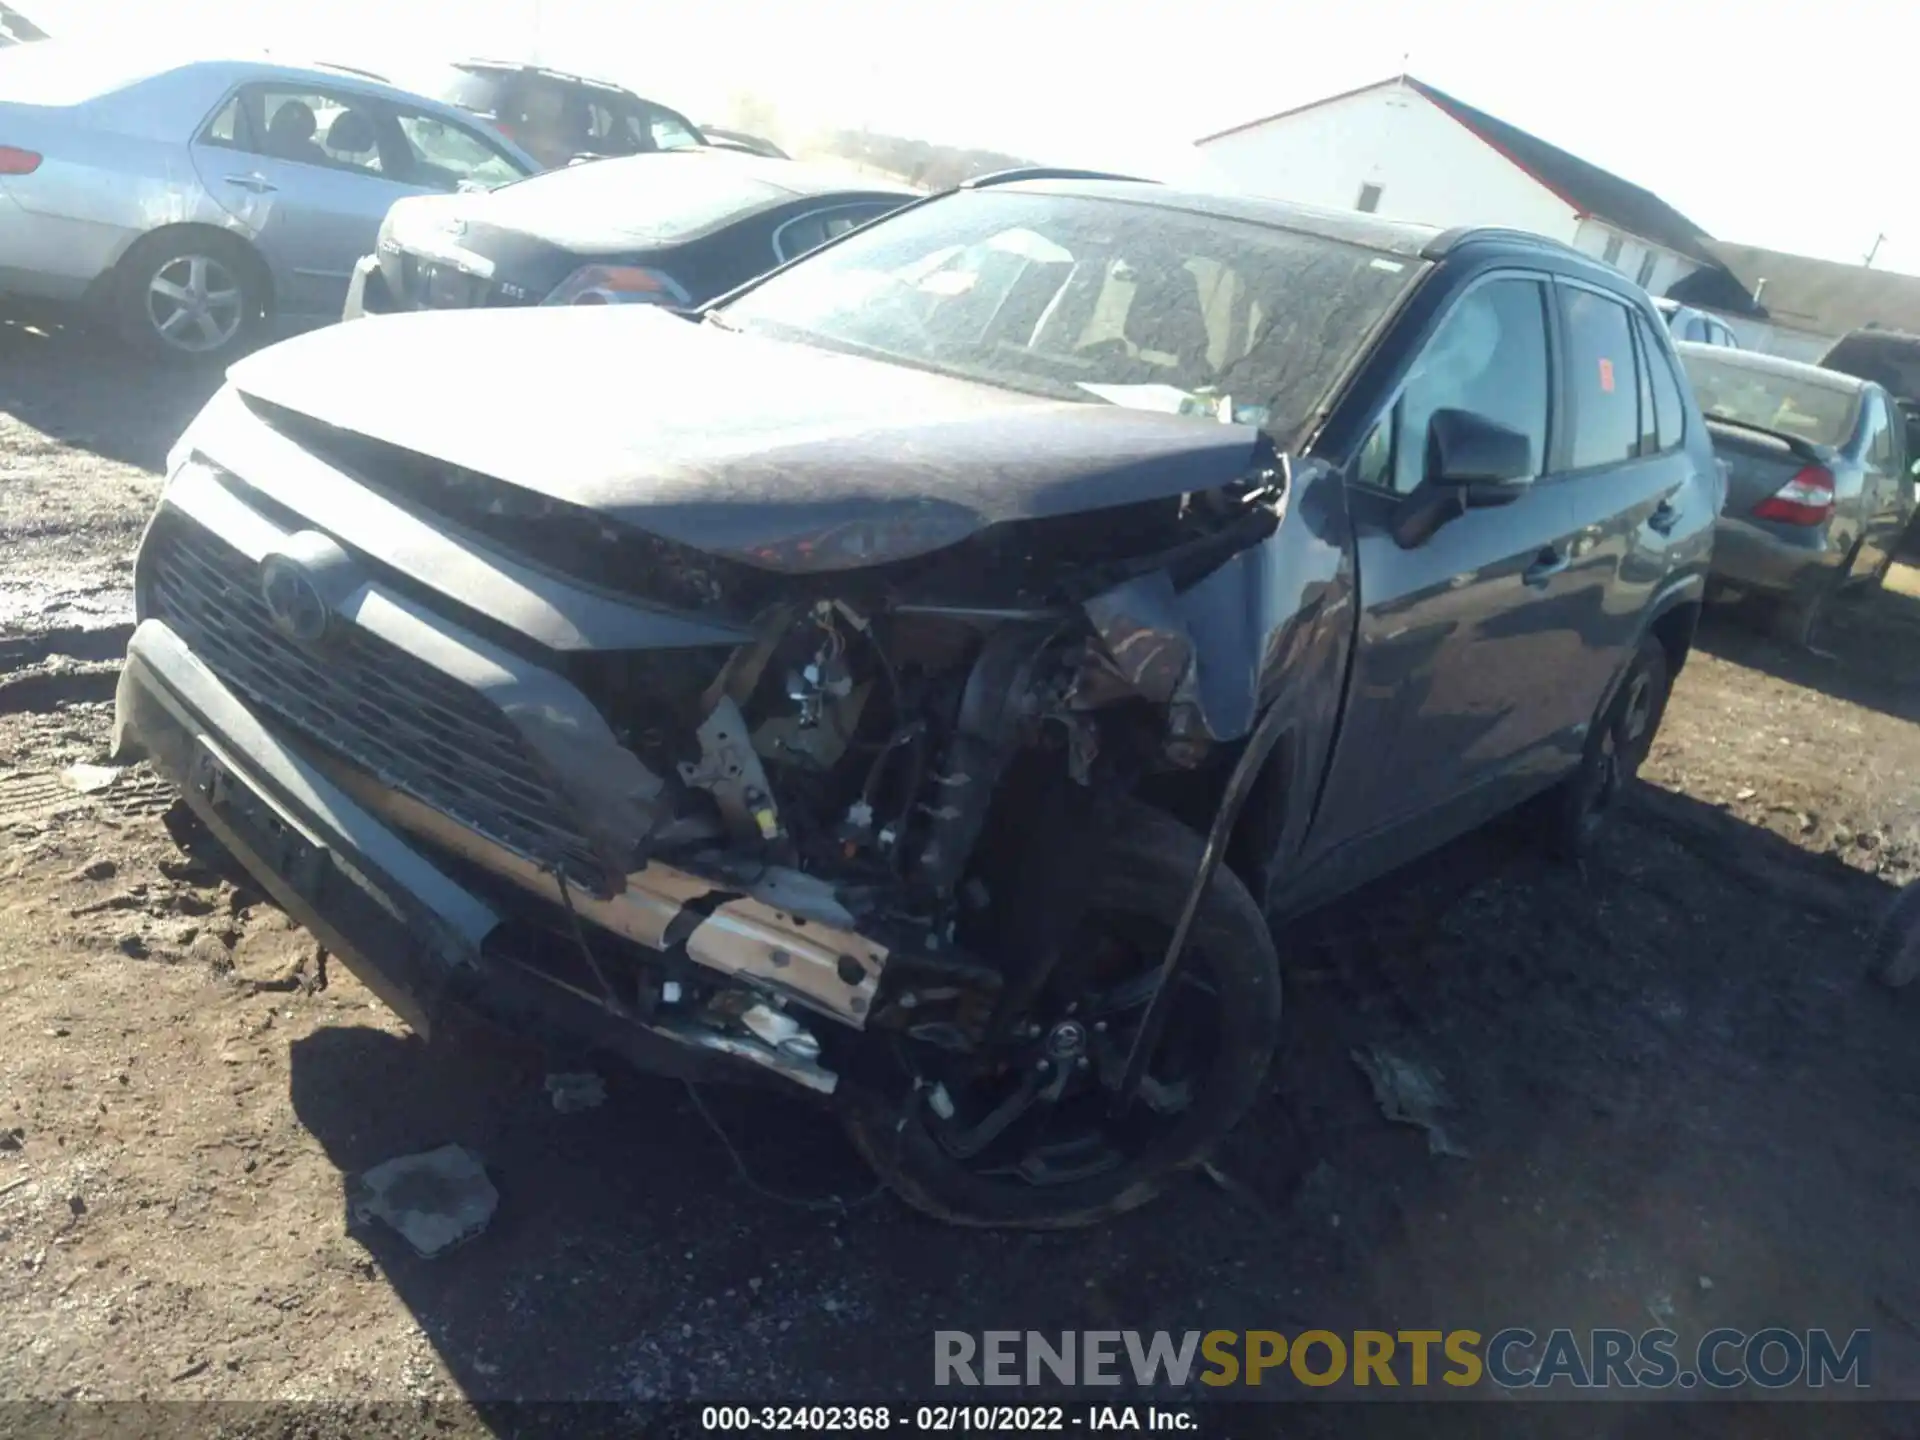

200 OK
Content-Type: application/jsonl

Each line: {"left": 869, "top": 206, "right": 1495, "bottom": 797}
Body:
{"left": 344, "top": 151, "right": 916, "bottom": 319}
{"left": 699, "top": 126, "right": 789, "bottom": 160}
{"left": 1677, "top": 342, "right": 1914, "bottom": 641}
{"left": 1819, "top": 328, "right": 1920, "bottom": 469}
{"left": 118, "top": 173, "right": 1717, "bottom": 1227}
{"left": 0, "top": 43, "right": 538, "bottom": 359}
{"left": 1655, "top": 296, "right": 1740, "bottom": 347}
{"left": 421, "top": 60, "right": 705, "bottom": 170}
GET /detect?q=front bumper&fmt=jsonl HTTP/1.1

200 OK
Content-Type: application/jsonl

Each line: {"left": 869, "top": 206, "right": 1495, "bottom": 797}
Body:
{"left": 341, "top": 254, "right": 393, "bottom": 322}
{"left": 114, "top": 618, "right": 494, "bottom": 1037}
{"left": 114, "top": 617, "right": 855, "bottom": 1092}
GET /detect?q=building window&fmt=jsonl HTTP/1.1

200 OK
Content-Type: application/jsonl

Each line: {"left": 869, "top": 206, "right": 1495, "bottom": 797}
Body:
{"left": 1636, "top": 251, "right": 1658, "bottom": 288}
{"left": 1355, "top": 182, "right": 1382, "bottom": 214}
{"left": 1601, "top": 233, "right": 1624, "bottom": 266}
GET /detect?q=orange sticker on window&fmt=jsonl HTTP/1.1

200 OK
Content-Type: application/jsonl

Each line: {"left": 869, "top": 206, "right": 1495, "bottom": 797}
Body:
{"left": 1598, "top": 357, "right": 1616, "bottom": 392}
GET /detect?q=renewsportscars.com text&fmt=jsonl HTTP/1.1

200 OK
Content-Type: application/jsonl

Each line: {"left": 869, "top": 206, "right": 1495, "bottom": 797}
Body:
{"left": 934, "top": 1328, "right": 1871, "bottom": 1390}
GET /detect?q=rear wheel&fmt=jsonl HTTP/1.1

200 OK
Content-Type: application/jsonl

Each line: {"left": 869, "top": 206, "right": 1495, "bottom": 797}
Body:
{"left": 1543, "top": 636, "right": 1671, "bottom": 859}
{"left": 1771, "top": 543, "right": 1861, "bottom": 643}
{"left": 841, "top": 800, "right": 1281, "bottom": 1228}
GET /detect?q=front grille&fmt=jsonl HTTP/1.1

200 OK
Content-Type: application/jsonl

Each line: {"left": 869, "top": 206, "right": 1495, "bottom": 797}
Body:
{"left": 146, "top": 514, "right": 605, "bottom": 883}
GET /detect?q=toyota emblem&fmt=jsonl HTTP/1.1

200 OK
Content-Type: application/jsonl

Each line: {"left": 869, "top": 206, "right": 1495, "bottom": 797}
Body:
{"left": 259, "top": 555, "right": 330, "bottom": 644}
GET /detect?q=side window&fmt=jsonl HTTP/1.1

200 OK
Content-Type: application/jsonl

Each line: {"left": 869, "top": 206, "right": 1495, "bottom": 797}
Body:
{"left": 775, "top": 204, "right": 893, "bottom": 262}
{"left": 1633, "top": 322, "right": 1658, "bottom": 455}
{"left": 1368, "top": 277, "right": 1551, "bottom": 495}
{"left": 584, "top": 100, "right": 641, "bottom": 154}
{"left": 248, "top": 88, "right": 386, "bottom": 175}
{"left": 1558, "top": 286, "right": 1642, "bottom": 468}
{"left": 1683, "top": 315, "right": 1710, "bottom": 343}
{"left": 200, "top": 93, "right": 247, "bottom": 148}
{"left": 1636, "top": 315, "right": 1687, "bottom": 451}
{"left": 393, "top": 111, "right": 525, "bottom": 191}
{"left": 647, "top": 106, "right": 703, "bottom": 151}
{"left": 1865, "top": 395, "right": 1896, "bottom": 468}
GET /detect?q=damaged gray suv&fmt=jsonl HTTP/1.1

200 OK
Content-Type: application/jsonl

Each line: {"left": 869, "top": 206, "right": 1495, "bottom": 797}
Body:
{"left": 117, "top": 171, "right": 1718, "bottom": 1227}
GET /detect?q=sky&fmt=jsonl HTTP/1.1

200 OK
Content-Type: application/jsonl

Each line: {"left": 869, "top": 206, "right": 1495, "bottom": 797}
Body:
{"left": 23, "top": 0, "right": 1918, "bottom": 276}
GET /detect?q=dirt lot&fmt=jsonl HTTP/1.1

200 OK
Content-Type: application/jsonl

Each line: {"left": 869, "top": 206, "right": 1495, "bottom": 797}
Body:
{"left": 4, "top": 313, "right": 1920, "bottom": 1428}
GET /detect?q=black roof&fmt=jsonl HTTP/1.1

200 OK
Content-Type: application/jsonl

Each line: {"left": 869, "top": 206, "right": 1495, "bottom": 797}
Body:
{"left": 1403, "top": 80, "right": 1713, "bottom": 263}
{"left": 453, "top": 58, "right": 630, "bottom": 94}
{"left": 653, "top": 149, "right": 917, "bottom": 199}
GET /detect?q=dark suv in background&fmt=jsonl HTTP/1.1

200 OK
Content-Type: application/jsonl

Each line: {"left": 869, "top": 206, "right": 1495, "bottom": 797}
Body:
{"left": 426, "top": 60, "right": 706, "bottom": 169}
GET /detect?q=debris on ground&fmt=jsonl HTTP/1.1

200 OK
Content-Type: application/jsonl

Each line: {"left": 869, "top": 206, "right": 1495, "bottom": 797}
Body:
{"left": 350, "top": 1145, "right": 498, "bottom": 1259}
{"left": 544, "top": 1072, "right": 607, "bottom": 1114}
{"left": 60, "top": 763, "right": 124, "bottom": 795}
{"left": 1351, "top": 1045, "right": 1469, "bottom": 1158}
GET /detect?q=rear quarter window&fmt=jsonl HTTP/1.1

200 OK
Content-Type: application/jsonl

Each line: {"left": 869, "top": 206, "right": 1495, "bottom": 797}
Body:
{"left": 1558, "top": 286, "right": 1643, "bottom": 468}
{"left": 1636, "top": 315, "right": 1688, "bottom": 451}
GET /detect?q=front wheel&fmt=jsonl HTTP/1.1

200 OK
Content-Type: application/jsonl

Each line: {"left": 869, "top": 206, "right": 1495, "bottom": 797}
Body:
{"left": 841, "top": 800, "right": 1281, "bottom": 1228}
{"left": 1542, "top": 635, "right": 1671, "bottom": 859}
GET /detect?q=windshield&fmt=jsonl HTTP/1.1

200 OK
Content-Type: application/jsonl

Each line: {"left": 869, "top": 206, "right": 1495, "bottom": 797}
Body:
{"left": 714, "top": 189, "right": 1427, "bottom": 443}
{"left": 1680, "top": 350, "right": 1862, "bottom": 450}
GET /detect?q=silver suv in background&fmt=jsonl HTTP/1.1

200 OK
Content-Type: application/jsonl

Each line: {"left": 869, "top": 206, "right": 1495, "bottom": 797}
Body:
{"left": 0, "top": 43, "right": 538, "bottom": 359}
{"left": 1655, "top": 297, "right": 1740, "bottom": 347}
{"left": 423, "top": 60, "right": 707, "bottom": 169}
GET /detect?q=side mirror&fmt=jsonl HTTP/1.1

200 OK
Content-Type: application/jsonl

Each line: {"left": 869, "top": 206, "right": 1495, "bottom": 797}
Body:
{"left": 1429, "top": 407, "right": 1535, "bottom": 502}
{"left": 1391, "top": 409, "right": 1536, "bottom": 549}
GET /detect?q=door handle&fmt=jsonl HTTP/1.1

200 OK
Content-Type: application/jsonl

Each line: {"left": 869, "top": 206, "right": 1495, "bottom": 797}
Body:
{"left": 1647, "top": 499, "right": 1680, "bottom": 536}
{"left": 1523, "top": 548, "right": 1569, "bottom": 588}
{"left": 223, "top": 173, "right": 278, "bottom": 193}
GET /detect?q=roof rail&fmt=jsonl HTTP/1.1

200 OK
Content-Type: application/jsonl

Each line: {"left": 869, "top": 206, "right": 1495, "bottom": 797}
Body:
{"left": 312, "top": 61, "right": 392, "bottom": 83}
{"left": 961, "top": 166, "right": 1160, "bottom": 189}
{"left": 1420, "top": 225, "right": 1573, "bottom": 260}
{"left": 454, "top": 56, "right": 623, "bottom": 90}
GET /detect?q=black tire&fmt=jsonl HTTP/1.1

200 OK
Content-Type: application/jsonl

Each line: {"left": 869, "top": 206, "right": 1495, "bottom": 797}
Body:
{"left": 841, "top": 799, "right": 1282, "bottom": 1228}
{"left": 1542, "top": 635, "right": 1672, "bottom": 860}
{"left": 1873, "top": 881, "right": 1920, "bottom": 989}
{"left": 1770, "top": 544, "right": 1858, "bottom": 641}
{"left": 114, "top": 230, "right": 265, "bottom": 362}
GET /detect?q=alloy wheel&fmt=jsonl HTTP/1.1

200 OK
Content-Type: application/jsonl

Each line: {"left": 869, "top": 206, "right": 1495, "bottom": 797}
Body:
{"left": 145, "top": 254, "right": 245, "bottom": 354}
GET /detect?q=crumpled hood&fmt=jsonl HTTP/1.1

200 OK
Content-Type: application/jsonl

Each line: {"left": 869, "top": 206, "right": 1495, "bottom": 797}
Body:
{"left": 225, "top": 306, "right": 1263, "bottom": 569}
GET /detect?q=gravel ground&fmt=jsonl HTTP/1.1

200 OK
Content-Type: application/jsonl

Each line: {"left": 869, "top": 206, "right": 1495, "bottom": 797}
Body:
{"left": 4, "top": 314, "right": 1920, "bottom": 1433}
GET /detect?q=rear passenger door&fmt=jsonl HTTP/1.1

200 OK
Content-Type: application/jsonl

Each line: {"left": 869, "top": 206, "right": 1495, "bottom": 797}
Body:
{"left": 1551, "top": 282, "right": 1699, "bottom": 714}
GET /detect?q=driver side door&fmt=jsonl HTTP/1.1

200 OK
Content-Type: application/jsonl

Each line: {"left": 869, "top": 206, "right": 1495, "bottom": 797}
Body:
{"left": 1293, "top": 270, "right": 1585, "bottom": 902}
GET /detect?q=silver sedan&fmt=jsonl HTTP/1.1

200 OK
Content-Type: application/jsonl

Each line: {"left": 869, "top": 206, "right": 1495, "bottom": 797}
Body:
{"left": 1678, "top": 341, "right": 1915, "bottom": 641}
{"left": 0, "top": 43, "right": 539, "bottom": 359}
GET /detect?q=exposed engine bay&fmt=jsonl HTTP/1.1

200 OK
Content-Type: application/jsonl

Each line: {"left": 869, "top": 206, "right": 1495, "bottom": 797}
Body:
{"left": 534, "top": 459, "right": 1287, "bottom": 1087}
